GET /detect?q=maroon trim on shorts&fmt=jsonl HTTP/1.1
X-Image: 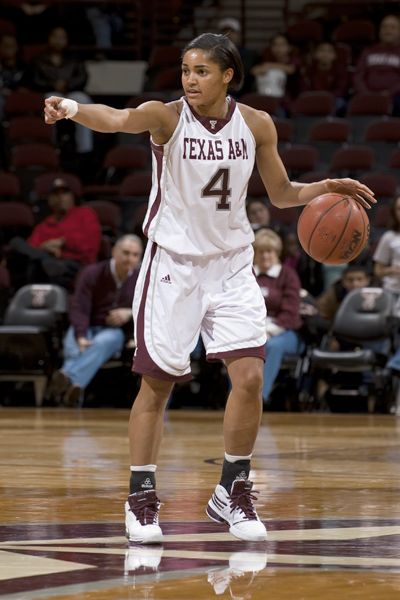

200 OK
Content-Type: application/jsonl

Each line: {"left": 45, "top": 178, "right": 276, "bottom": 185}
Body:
{"left": 132, "top": 243, "right": 193, "bottom": 383}
{"left": 184, "top": 96, "right": 236, "bottom": 134}
{"left": 143, "top": 142, "right": 163, "bottom": 237}
{"left": 207, "top": 345, "right": 266, "bottom": 362}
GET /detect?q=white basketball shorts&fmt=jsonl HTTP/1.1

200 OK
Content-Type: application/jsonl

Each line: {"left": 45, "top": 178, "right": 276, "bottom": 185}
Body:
{"left": 132, "top": 241, "right": 267, "bottom": 381}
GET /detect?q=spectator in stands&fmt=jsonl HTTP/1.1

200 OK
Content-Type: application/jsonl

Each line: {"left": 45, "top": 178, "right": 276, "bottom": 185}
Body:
{"left": 217, "top": 17, "right": 257, "bottom": 95}
{"left": 301, "top": 41, "right": 348, "bottom": 115}
{"left": 50, "top": 234, "right": 142, "bottom": 406}
{"left": 8, "top": 1, "right": 56, "bottom": 44}
{"left": 86, "top": 3, "right": 124, "bottom": 50}
{"left": 282, "top": 230, "right": 324, "bottom": 297}
{"left": 316, "top": 264, "right": 371, "bottom": 325}
{"left": 28, "top": 26, "right": 93, "bottom": 153}
{"left": 253, "top": 229, "right": 303, "bottom": 404}
{"left": 354, "top": 14, "right": 400, "bottom": 115}
{"left": 246, "top": 198, "right": 271, "bottom": 232}
{"left": 0, "top": 34, "right": 26, "bottom": 119}
{"left": 373, "top": 195, "right": 400, "bottom": 305}
{"left": 251, "top": 33, "right": 300, "bottom": 114}
{"left": 8, "top": 177, "right": 101, "bottom": 289}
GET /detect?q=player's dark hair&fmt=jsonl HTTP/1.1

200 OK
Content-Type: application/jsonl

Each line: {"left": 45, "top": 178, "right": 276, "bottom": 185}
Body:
{"left": 182, "top": 33, "right": 244, "bottom": 91}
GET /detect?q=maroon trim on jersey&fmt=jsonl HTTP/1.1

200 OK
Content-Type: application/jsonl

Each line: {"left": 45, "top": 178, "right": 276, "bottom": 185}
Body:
{"left": 132, "top": 243, "right": 193, "bottom": 383}
{"left": 184, "top": 96, "right": 236, "bottom": 134}
{"left": 207, "top": 345, "right": 265, "bottom": 362}
{"left": 143, "top": 142, "right": 163, "bottom": 237}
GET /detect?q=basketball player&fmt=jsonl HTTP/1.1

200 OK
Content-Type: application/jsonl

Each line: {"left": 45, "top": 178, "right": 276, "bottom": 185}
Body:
{"left": 44, "top": 33, "right": 375, "bottom": 544}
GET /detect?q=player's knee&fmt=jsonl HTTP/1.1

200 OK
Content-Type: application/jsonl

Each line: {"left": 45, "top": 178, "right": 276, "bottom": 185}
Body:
{"left": 234, "top": 366, "right": 263, "bottom": 398}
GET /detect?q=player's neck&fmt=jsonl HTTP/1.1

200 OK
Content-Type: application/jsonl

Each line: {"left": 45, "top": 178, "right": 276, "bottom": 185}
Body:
{"left": 193, "top": 96, "right": 229, "bottom": 119}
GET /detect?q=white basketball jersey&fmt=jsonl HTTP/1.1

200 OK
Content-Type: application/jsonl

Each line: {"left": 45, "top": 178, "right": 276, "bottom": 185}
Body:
{"left": 143, "top": 97, "right": 256, "bottom": 256}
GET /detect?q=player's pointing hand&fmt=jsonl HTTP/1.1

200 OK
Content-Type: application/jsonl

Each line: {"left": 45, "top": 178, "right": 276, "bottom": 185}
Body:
{"left": 44, "top": 96, "right": 67, "bottom": 124}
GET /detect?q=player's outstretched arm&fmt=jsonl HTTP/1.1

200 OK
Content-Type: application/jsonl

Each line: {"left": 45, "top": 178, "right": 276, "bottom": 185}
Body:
{"left": 44, "top": 96, "right": 176, "bottom": 136}
{"left": 250, "top": 110, "right": 376, "bottom": 210}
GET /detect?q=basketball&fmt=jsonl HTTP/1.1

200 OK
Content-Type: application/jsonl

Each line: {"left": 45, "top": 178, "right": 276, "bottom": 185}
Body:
{"left": 297, "top": 193, "right": 369, "bottom": 264}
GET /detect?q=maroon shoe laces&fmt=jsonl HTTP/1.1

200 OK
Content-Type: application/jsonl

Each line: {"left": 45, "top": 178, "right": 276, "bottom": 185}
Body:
{"left": 128, "top": 491, "right": 160, "bottom": 525}
{"left": 229, "top": 480, "right": 259, "bottom": 520}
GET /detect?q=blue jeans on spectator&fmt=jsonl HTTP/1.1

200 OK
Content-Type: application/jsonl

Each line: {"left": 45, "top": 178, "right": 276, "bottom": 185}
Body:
{"left": 263, "top": 330, "right": 302, "bottom": 402}
{"left": 63, "top": 326, "right": 125, "bottom": 389}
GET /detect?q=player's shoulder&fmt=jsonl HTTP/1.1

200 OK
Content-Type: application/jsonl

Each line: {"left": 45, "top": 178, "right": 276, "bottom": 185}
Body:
{"left": 237, "top": 102, "right": 276, "bottom": 143}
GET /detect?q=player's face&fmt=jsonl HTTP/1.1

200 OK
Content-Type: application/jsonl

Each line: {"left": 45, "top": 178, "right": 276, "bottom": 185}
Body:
{"left": 181, "top": 50, "right": 233, "bottom": 108}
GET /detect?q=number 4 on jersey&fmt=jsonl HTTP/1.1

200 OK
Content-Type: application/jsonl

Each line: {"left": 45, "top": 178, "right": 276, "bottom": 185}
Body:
{"left": 202, "top": 168, "right": 231, "bottom": 211}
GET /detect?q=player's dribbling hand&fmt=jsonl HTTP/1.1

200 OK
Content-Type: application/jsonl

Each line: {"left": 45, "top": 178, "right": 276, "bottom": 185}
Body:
{"left": 325, "top": 178, "right": 376, "bottom": 210}
{"left": 44, "top": 96, "right": 67, "bottom": 124}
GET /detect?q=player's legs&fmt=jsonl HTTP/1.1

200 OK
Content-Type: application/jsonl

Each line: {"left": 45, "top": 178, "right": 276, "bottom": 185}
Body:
{"left": 223, "top": 356, "right": 263, "bottom": 457}
{"left": 126, "top": 242, "right": 204, "bottom": 544}
{"left": 129, "top": 375, "right": 173, "bottom": 466}
{"left": 202, "top": 247, "right": 267, "bottom": 541}
{"left": 125, "top": 375, "right": 173, "bottom": 545}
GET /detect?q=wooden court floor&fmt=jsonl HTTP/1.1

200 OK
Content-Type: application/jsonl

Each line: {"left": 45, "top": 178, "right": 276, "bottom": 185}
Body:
{"left": 1, "top": 407, "right": 400, "bottom": 599}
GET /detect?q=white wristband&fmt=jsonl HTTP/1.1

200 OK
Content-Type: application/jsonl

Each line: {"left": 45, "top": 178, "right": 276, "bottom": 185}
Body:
{"left": 60, "top": 98, "right": 78, "bottom": 119}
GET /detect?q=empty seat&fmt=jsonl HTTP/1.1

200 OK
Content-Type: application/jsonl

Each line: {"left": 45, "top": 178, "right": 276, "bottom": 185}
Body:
{"left": 0, "top": 201, "right": 34, "bottom": 246}
{"left": 247, "top": 171, "right": 266, "bottom": 198}
{"left": 292, "top": 91, "right": 336, "bottom": 141}
{"left": 0, "top": 284, "right": 68, "bottom": 406}
{"left": 286, "top": 19, "right": 323, "bottom": 46}
{"left": 84, "top": 145, "right": 150, "bottom": 198}
{"left": 333, "top": 20, "right": 375, "bottom": 44}
{"left": 329, "top": 145, "right": 374, "bottom": 176}
{"left": 4, "top": 90, "right": 44, "bottom": 118}
{"left": 240, "top": 93, "right": 279, "bottom": 114}
{"left": 359, "top": 172, "right": 398, "bottom": 202}
{"left": 364, "top": 118, "right": 400, "bottom": 168}
{"left": 389, "top": 148, "right": 400, "bottom": 170}
{"left": 85, "top": 200, "right": 121, "bottom": 237}
{"left": 273, "top": 117, "right": 294, "bottom": 147}
{"left": 11, "top": 143, "right": 59, "bottom": 170}
{"left": 279, "top": 145, "right": 320, "bottom": 178}
{"left": 7, "top": 116, "right": 53, "bottom": 146}
{"left": 347, "top": 93, "right": 392, "bottom": 141}
{"left": 0, "top": 173, "right": 21, "bottom": 199}
{"left": 119, "top": 172, "right": 152, "bottom": 198}
{"left": 308, "top": 118, "right": 351, "bottom": 168}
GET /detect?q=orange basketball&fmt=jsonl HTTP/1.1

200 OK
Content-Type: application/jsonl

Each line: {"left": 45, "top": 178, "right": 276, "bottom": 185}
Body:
{"left": 297, "top": 193, "right": 369, "bottom": 264}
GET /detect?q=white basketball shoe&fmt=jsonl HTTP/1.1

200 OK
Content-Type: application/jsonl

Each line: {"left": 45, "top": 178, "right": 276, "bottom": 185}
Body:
{"left": 125, "top": 489, "right": 163, "bottom": 544}
{"left": 206, "top": 479, "right": 267, "bottom": 542}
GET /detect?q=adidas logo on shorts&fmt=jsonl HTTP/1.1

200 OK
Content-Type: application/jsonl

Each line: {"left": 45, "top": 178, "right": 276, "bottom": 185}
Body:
{"left": 161, "top": 274, "right": 172, "bottom": 284}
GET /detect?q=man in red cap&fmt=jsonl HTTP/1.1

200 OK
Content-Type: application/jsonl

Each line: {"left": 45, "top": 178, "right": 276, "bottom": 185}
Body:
{"left": 8, "top": 177, "right": 101, "bottom": 289}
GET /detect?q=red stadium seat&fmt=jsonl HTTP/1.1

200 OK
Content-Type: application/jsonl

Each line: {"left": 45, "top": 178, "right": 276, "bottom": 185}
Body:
{"left": 0, "top": 173, "right": 21, "bottom": 199}
{"left": 333, "top": 19, "right": 375, "bottom": 44}
{"left": 292, "top": 91, "right": 335, "bottom": 116}
{"left": 0, "top": 18, "right": 16, "bottom": 36}
{"left": 308, "top": 118, "right": 351, "bottom": 168}
{"left": 279, "top": 145, "right": 320, "bottom": 177}
{"left": 84, "top": 200, "right": 121, "bottom": 236}
{"left": 247, "top": 171, "right": 266, "bottom": 198}
{"left": 119, "top": 172, "right": 152, "bottom": 198}
{"left": 273, "top": 118, "right": 294, "bottom": 145}
{"left": 330, "top": 145, "right": 374, "bottom": 176}
{"left": 286, "top": 19, "right": 323, "bottom": 45}
{"left": 364, "top": 118, "right": 400, "bottom": 168}
{"left": 389, "top": 149, "right": 400, "bottom": 170}
{"left": 4, "top": 90, "right": 44, "bottom": 118}
{"left": 240, "top": 93, "right": 279, "bottom": 114}
{"left": 11, "top": 144, "right": 59, "bottom": 170}
{"left": 8, "top": 116, "right": 53, "bottom": 146}
{"left": 359, "top": 172, "right": 398, "bottom": 201}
